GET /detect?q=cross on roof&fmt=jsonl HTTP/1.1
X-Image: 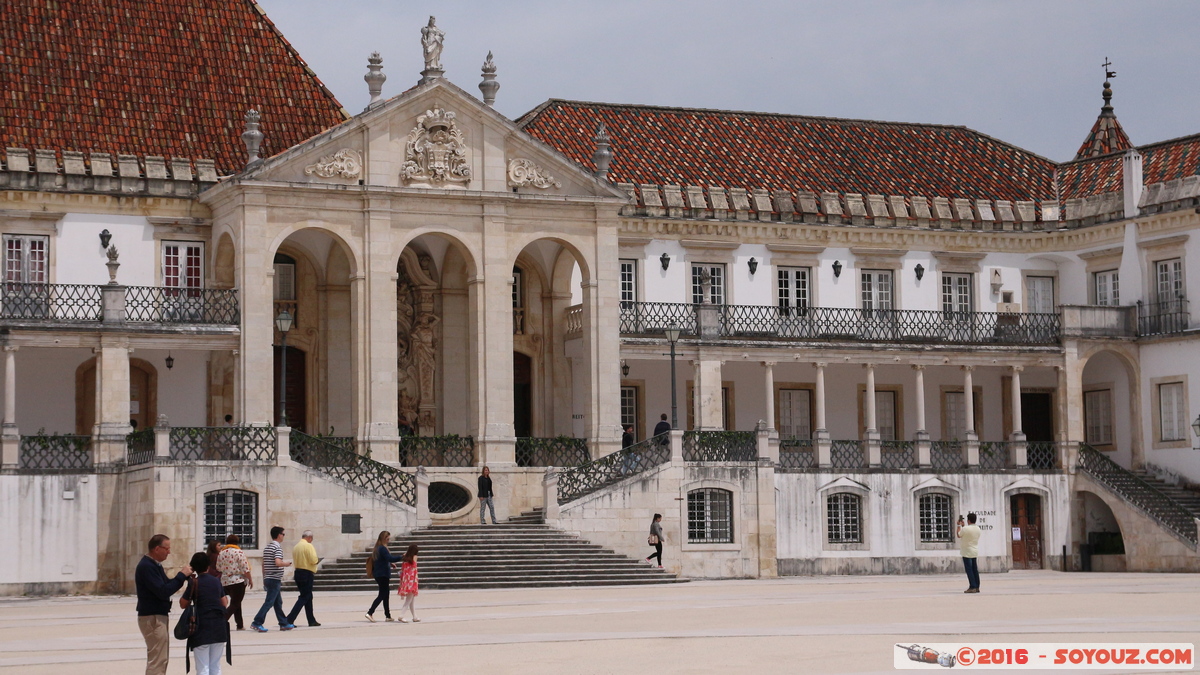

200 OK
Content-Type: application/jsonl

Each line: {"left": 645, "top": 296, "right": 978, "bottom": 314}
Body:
{"left": 1102, "top": 57, "right": 1116, "bottom": 80}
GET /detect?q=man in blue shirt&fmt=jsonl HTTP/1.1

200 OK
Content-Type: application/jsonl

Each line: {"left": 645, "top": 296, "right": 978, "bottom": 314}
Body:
{"left": 135, "top": 534, "right": 193, "bottom": 675}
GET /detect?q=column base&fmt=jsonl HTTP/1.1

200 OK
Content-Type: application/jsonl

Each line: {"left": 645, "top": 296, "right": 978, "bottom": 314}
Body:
{"left": 814, "top": 429, "right": 831, "bottom": 467}
{"left": 1, "top": 425, "right": 19, "bottom": 467}
{"left": 965, "top": 431, "right": 980, "bottom": 466}
{"left": 865, "top": 429, "right": 882, "bottom": 466}
{"left": 914, "top": 431, "right": 931, "bottom": 467}
{"left": 1010, "top": 432, "right": 1028, "bottom": 468}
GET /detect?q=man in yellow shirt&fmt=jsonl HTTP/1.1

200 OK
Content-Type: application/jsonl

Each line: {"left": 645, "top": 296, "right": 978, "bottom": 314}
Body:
{"left": 286, "top": 530, "right": 321, "bottom": 626}
{"left": 956, "top": 513, "right": 982, "bottom": 594}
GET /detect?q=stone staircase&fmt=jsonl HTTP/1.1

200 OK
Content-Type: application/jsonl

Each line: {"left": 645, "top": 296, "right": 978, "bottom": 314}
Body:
{"left": 305, "top": 509, "right": 684, "bottom": 590}
{"left": 1132, "top": 471, "right": 1200, "bottom": 518}
{"left": 1078, "top": 445, "right": 1199, "bottom": 547}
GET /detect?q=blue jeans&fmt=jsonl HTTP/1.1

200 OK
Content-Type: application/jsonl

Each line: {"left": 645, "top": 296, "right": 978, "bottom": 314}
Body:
{"left": 963, "top": 556, "right": 980, "bottom": 590}
{"left": 479, "top": 496, "right": 497, "bottom": 524}
{"left": 252, "top": 577, "right": 287, "bottom": 627}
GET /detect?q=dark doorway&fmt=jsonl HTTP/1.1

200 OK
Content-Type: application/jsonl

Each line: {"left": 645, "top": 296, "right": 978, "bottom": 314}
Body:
{"left": 513, "top": 351, "right": 532, "bottom": 437}
{"left": 1020, "top": 392, "right": 1054, "bottom": 442}
{"left": 273, "top": 345, "right": 307, "bottom": 432}
{"left": 1010, "top": 493, "right": 1043, "bottom": 569}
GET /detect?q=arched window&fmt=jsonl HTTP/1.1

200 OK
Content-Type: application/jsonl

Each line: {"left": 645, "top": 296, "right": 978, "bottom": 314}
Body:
{"left": 204, "top": 489, "right": 258, "bottom": 549}
{"left": 918, "top": 493, "right": 953, "bottom": 543}
{"left": 687, "top": 488, "right": 733, "bottom": 543}
{"left": 826, "top": 493, "right": 862, "bottom": 544}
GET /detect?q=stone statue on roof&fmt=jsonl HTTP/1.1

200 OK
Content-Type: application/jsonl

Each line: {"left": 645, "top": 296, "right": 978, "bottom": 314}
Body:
{"left": 421, "top": 16, "right": 444, "bottom": 71}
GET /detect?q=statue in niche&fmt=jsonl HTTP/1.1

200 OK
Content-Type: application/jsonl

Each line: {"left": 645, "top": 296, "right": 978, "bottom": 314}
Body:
{"left": 421, "top": 16, "right": 444, "bottom": 71}
{"left": 397, "top": 260, "right": 439, "bottom": 434}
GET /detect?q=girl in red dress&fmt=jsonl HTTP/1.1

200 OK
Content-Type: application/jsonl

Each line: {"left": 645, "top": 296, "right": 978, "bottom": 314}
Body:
{"left": 397, "top": 544, "right": 420, "bottom": 623}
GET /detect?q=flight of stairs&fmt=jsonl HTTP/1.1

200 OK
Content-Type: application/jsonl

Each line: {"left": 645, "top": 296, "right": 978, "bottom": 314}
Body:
{"left": 306, "top": 509, "right": 684, "bottom": 590}
{"left": 1132, "top": 471, "right": 1200, "bottom": 518}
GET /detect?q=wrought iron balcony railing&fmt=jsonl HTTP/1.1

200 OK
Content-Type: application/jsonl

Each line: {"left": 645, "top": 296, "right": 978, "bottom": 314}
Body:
{"left": 0, "top": 283, "right": 102, "bottom": 322}
{"left": 1137, "top": 298, "right": 1190, "bottom": 337}
{"left": 1078, "top": 443, "right": 1197, "bottom": 547}
{"left": 557, "top": 433, "right": 671, "bottom": 504}
{"left": 399, "top": 435, "right": 475, "bottom": 467}
{"left": 290, "top": 430, "right": 415, "bottom": 506}
{"left": 880, "top": 440, "right": 915, "bottom": 469}
{"left": 126, "top": 428, "right": 155, "bottom": 466}
{"left": 515, "top": 436, "right": 590, "bottom": 467}
{"left": 0, "top": 282, "right": 239, "bottom": 327}
{"left": 619, "top": 302, "right": 1060, "bottom": 345}
{"left": 682, "top": 430, "right": 757, "bottom": 461}
{"left": 18, "top": 433, "right": 92, "bottom": 472}
{"left": 929, "top": 441, "right": 965, "bottom": 471}
{"left": 126, "top": 286, "right": 239, "bottom": 325}
{"left": 169, "top": 426, "right": 276, "bottom": 461}
{"left": 778, "top": 438, "right": 816, "bottom": 468}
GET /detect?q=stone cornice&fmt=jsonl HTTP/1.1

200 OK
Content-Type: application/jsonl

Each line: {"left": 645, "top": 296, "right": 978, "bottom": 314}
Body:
{"left": 1136, "top": 233, "right": 1189, "bottom": 250}
{"left": 0, "top": 189, "right": 211, "bottom": 219}
{"left": 1078, "top": 245, "right": 1124, "bottom": 260}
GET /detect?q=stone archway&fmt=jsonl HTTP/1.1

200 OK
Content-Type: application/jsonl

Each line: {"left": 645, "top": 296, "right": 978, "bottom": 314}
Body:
{"left": 75, "top": 357, "right": 158, "bottom": 434}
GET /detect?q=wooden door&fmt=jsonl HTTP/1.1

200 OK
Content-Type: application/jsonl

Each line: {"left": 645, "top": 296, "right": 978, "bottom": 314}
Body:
{"left": 1020, "top": 392, "right": 1054, "bottom": 441}
{"left": 129, "top": 366, "right": 151, "bottom": 431}
{"left": 273, "top": 346, "right": 307, "bottom": 431}
{"left": 1010, "top": 494, "right": 1043, "bottom": 569}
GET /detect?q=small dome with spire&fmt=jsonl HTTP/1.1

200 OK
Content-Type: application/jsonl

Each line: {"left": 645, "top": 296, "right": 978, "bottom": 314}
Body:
{"left": 1073, "top": 59, "right": 1132, "bottom": 160}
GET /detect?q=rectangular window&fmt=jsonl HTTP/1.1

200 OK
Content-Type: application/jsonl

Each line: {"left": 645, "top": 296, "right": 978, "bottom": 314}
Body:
{"left": 163, "top": 242, "right": 203, "bottom": 289}
{"left": 861, "top": 270, "right": 893, "bottom": 314}
{"left": 826, "top": 493, "right": 862, "bottom": 544}
{"left": 875, "top": 390, "right": 897, "bottom": 442}
{"left": 943, "top": 390, "right": 982, "bottom": 440}
{"left": 512, "top": 267, "right": 524, "bottom": 308}
{"left": 204, "top": 489, "right": 258, "bottom": 549}
{"left": 3, "top": 235, "right": 48, "bottom": 283}
{"left": 273, "top": 263, "right": 296, "bottom": 301}
{"left": 687, "top": 488, "right": 733, "bottom": 543}
{"left": 1094, "top": 270, "right": 1119, "bottom": 306}
{"left": 1159, "top": 382, "right": 1188, "bottom": 442}
{"left": 620, "top": 386, "right": 638, "bottom": 440}
{"left": 941, "top": 273, "right": 972, "bottom": 315}
{"left": 619, "top": 259, "right": 637, "bottom": 307}
{"left": 1026, "top": 276, "right": 1055, "bottom": 314}
{"left": 777, "top": 266, "right": 809, "bottom": 315}
{"left": 1155, "top": 258, "right": 1184, "bottom": 304}
{"left": 779, "top": 389, "right": 811, "bottom": 440}
{"left": 691, "top": 264, "right": 726, "bottom": 305}
{"left": 919, "top": 493, "right": 953, "bottom": 543}
{"left": 1084, "top": 389, "right": 1113, "bottom": 445}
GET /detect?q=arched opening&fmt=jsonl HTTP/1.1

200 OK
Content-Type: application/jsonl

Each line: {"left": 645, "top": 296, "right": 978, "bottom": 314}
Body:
{"left": 513, "top": 351, "right": 533, "bottom": 437}
{"left": 1080, "top": 490, "right": 1125, "bottom": 572}
{"left": 213, "top": 233, "right": 236, "bottom": 289}
{"left": 75, "top": 357, "right": 158, "bottom": 434}
{"left": 1080, "top": 348, "right": 1139, "bottom": 469}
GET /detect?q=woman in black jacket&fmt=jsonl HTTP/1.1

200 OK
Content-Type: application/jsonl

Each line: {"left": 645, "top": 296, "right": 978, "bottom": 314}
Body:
{"left": 181, "top": 551, "right": 230, "bottom": 674}
{"left": 365, "top": 531, "right": 402, "bottom": 622}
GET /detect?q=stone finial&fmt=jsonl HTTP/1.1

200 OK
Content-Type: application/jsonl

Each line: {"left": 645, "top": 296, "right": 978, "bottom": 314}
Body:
{"left": 105, "top": 246, "right": 120, "bottom": 284}
{"left": 479, "top": 51, "right": 499, "bottom": 106}
{"left": 592, "top": 123, "right": 612, "bottom": 180}
{"left": 241, "top": 109, "right": 264, "bottom": 169}
{"left": 364, "top": 52, "right": 386, "bottom": 110}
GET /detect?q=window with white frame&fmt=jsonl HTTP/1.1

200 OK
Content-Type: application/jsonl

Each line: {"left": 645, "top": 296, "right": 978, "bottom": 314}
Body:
{"left": 619, "top": 259, "right": 637, "bottom": 308}
{"left": 204, "top": 489, "right": 258, "bottom": 549}
{"left": 163, "top": 242, "right": 203, "bottom": 290}
{"left": 777, "top": 266, "right": 809, "bottom": 315}
{"left": 1155, "top": 258, "right": 1184, "bottom": 305}
{"left": 3, "top": 235, "right": 48, "bottom": 284}
{"left": 779, "top": 389, "right": 811, "bottom": 440}
{"left": 918, "top": 493, "right": 953, "bottom": 543}
{"left": 1084, "top": 389, "right": 1113, "bottom": 446}
{"left": 273, "top": 253, "right": 296, "bottom": 301}
{"left": 691, "top": 264, "right": 725, "bottom": 305}
{"left": 861, "top": 270, "right": 893, "bottom": 315}
{"left": 941, "top": 273, "right": 972, "bottom": 315}
{"left": 512, "top": 266, "right": 524, "bottom": 308}
{"left": 875, "top": 390, "right": 897, "bottom": 441}
{"left": 687, "top": 488, "right": 733, "bottom": 543}
{"left": 1159, "top": 381, "right": 1188, "bottom": 442}
{"left": 943, "top": 390, "right": 982, "bottom": 440}
{"left": 826, "top": 493, "right": 862, "bottom": 544}
{"left": 620, "top": 386, "right": 638, "bottom": 439}
{"left": 1026, "top": 276, "right": 1055, "bottom": 314}
{"left": 1094, "top": 270, "right": 1119, "bottom": 306}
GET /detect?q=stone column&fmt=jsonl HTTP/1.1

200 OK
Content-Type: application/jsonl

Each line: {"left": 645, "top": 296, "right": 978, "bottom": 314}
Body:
{"left": 1010, "top": 365, "right": 1027, "bottom": 467}
{"left": 963, "top": 365, "right": 979, "bottom": 465}
{"left": 864, "top": 363, "right": 881, "bottom": 466}
{"left": 238, "top": 203, "right": 276, "bottom": 426}
{"left": 814, "top": 362, "right": 831, "bottom": 466}
{"left": 1058, "top": 345, "right": 1086, "bottom": 470}
{"left": 1, "top": 346, "right": 18, "bottom": 466}
{"left": 360, "top": 212, "right": 401, "bottom": 460}
{"left": 694, "top": 358, "right": 724, "bottom": 430}
{"left": 913, "top": 365, "right": 930, "bottom": 466}
{"left": 276, "top": 425, "right": 292, "bottom": 466}
{"left": 755, "top": 419, "right": 778, "bottom": 463}
{"left": 473, "top": 205, "right": 517, "bottom": 466}
{"left": 582, "top": 255, "right": 623, "bottom": 459}
{"left": 762, "top": 361, "right": 775, "bottom": 431}
{"left": 93, "top": 339, "right": 132, "bottom": 464}
{"left": 669, "top": 429, "right": 684, "bottom": 464}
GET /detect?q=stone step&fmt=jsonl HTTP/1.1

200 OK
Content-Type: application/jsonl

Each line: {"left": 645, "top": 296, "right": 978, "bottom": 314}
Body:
{"left": 310, "top": 577, "right": 685, "bottom": 591}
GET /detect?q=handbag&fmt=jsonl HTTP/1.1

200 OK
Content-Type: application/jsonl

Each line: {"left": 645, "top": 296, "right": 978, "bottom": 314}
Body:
{"left": 173, "top": 578, "right": 198, "bottom": 640}
{"left": 647, "top": 534, "right": 659, "bottom": 546}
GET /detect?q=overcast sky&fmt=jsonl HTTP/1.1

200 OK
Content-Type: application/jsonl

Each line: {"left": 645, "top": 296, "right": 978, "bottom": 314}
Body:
{"left": 257, "top": 0, "right": 1199, "bottom": 163}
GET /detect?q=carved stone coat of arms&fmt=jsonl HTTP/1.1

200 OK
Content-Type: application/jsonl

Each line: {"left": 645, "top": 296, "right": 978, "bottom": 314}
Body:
{"left": 400, "top": 107, "right": 471, "bottom": 188}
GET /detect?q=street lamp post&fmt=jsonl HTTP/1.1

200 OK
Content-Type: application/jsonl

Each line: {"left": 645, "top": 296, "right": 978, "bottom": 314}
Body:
{"left": 664, "top": 323, "right": 682, "bottom": 429}
{"left": 275, "top": 309, "right": 294, "bottom": 427}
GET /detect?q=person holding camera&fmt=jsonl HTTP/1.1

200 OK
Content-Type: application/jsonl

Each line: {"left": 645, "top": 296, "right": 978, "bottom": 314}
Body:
{"left": 956, "top": 513, "right": 982, "bottom": 593}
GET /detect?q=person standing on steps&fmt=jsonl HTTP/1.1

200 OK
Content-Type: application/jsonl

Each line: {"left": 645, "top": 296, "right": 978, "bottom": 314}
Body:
{"left": 957, "top": 513, "right": 982, "bottom": 593}
{"left": 366, "top": 531, "right": 402, "bottom": 622}
{"left": 646, "top": 513, "right": 665, "bottom": 568}
{"left": 396, "top": 544, "right": 421, "bottom": 623}
{"left": 653, "top": 413, "right": 671, "bottom": 438}
{"left": 215, "top": 534, "right": 252, "bottom": 631}
{"left": 286, "top": 530, "right": 320, "bottom": 627}
{"left": 478, "top": 466, "right": 497, "bottom": 525}
{"left": 251, "top": 526, "right": 293, "bottom": 632}
{"left": 135, "top": 534, "right": 192, "bottom": 675}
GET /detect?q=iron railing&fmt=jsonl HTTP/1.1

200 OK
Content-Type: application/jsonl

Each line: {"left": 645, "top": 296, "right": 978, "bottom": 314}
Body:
{"left": 1078, "top": 444, "right": 1197, "bottom": 547}
{"left": 0, "top": 283, "right": 102, "bottom": 322}
{"left": 778, "top": 438, "right": 816, "bottom": 468}
{"left": 1026, "top": 441, "right": 1060, "bottom": 470}
{"left": 1137, "top": 298, "right": 1190, "bottom": 337}
{"left": 290, "top": 430, "right": 415, "bottom": 506}
{"left": 830, "top": 439, "right": 866, "bottom": 468}
{"left": 557, "top": 433, "right": 670, "bottom": 504}
{"left": 126, "top": 428, "right": 155, "bottom": 466}
{"left": 399, "top": 435, "right": 475, "bottom": 467}
{"left": 125, "top": 286, "right": 240, "bottom": 325}
{"left": 930, "top": 441, "right": 965, "bottom": 471}
{"left": 880, "top": 440, "right": 915, "bottom": 469}
{"left": 18, "top": 434, "right": 93, "bottom": 472}
{"left": 619, "top": 301, "right": 1061, "bottom": 345}
{"left": 978, "top": 441, "right": 1010, "bottom": 470}
{"left": 565, "top": 304, "right": 583, "bottom": 337}
{"left": 169, "top": 426, "right": 276, "bottom": 461}
{"left": 515, "top": 437, "right": 590, "bottom": 467}
{"left": 682, "top": 430, "right": 757, "bottom": 461}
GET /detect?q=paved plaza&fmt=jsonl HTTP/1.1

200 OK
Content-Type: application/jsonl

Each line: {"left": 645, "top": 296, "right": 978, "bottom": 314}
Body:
{"left": 0, "top": 571, "right": 1196, "bottom": 674}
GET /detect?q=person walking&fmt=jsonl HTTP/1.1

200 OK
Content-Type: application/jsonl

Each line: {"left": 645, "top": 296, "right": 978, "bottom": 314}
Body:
{"left": 365, "top": 530, "right": 402, "bottom": 622}
{"left": 957, "top": 512, "right": 982, "bottom": 593}
{"left": 622, "top": 424, "right": 635, "bottom": 448}
{"left": 396, "top": 544, "right": 421, "bottom": 623}
{"left": 653, "top": 413, "right": 671, "bottom": 437}
{"left": 646, "top": 514, "right": 665, "bottom": 568}
{"left": 215, "top": 534, "right": 252, "bottom": 631}
{"left": 135, "top": 534, "right": 192, "bottom": 675}
{"left": 180, "top": 551, "right": 230, "bottom": 675}
{"left": 478, "top": 466, "right": 497, "bottom": 525}
{"left": 286, "top": 530, "right": 320, "bottom": 627}
{"left": 251, "top": 526, "right": 293, "bottom": 632}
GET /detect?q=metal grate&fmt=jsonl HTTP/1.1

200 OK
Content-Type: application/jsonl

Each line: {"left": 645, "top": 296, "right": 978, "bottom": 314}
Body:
{"left": 1026, "top": 441, "right": 1059, "bottom": 470}
{"left": 618, "top": 301, "right": 698, "bottom": 336}
{"left": 1078, "top": 444, "right": 1197, "bottom": 547}
{"left": 428, "top": 481, "right": 472, "bottom": 514}
{"left": 879, "top": 440, "right": 915, "bottom": 469}
{"left": 830, "top": 440, "right": 865, "bottom": 469}
{"left": 557, "top": 433, "right": 671, "bottom": 504}
{"left": 978, "top": 441, "right": 1010, "bottom": 470}
{"left": 929, "top": 441, "right": 965, "bottom": 471}
{"left": 399, "top": 435, "right": 474, "bottom": 467}
{"left": 515, "top": 437, "right": 590, "bottom": 467}
{"left": 687, "top": 488, "right": 733, "bottom": 543}
{"left": 18, "top": 434, "right": 92, "bottom": 472}
{"left": 1137, "top": 298, "right": 1189, "bottom": 336}
{"left": 682, "top": 431, "right": 757, "bottom": 462}
{"left": 826, "top": 492, "right": 862, "bottom": 543}
{"left": 778, "top": 438, "right": 815, "bottom": 468}
{"left": 169, "top": 427, "right": 276, "bottom": 461}
{"left": 124, "top": 286, "right": 239, "bottom": 325}
{"left": 204, "top": 489, "right": 258, "bottom": 549}
{"left": 0, "top": 283, "right": 102, "bottom": 322}
{"left": 126, "top": 428, "right": 155, "bottom": 466}
{"left": 918, "top": 493, "right": 953, "bottom": 542}
{"left": 290, "top": 430, "right": 415, "bottom": 506}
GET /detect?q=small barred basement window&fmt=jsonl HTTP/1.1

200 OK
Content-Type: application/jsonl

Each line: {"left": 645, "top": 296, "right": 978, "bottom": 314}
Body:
{"left": 826, "top": 492, "right": 862, "bottom": 544}
{"left": 204, "top": 490, "right": 258, "bottom": 549}
{"left": 918, "top": 493, "right": 953, "bottom": 543}
{"left": 428, "top": 481, "right": 472, "bottom": 514}
{"left": 687, "top": 488, "right": 733, "bottom": 543}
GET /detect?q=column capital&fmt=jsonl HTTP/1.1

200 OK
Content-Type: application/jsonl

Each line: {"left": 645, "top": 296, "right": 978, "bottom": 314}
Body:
{"left": 761, "top": 361, "right": 777, "bottom": 368}
{"left": 961, "top": 364, "right": 975, "bottom": 372}
{"left": 814, "top": 361, "right": 827, "bottom": 369}
{"left": 1, "top": 346, "right": 17, "bottom": 353}
{"left": 911, "top": 363, "right": 925, "bottom": 371}
{"left": 1011, "top": 365, "right": 1024, "bottom": 373}
{"left": 861, "top": 362, "right": 876, "bottom": 370}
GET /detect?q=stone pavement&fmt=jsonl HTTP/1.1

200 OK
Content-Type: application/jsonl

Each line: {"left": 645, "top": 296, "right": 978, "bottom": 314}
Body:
{"left": 0, "top": 571, "right": 1196, "bottom": 674}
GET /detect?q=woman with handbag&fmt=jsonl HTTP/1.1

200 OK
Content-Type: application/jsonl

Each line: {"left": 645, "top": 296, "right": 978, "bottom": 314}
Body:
{"left": 180, "top": 551, "right": 230, "bottom": 674}
{"left": 645, "top": 513, "right": 664, "bottom": 568}
{"left": 365, "top": 531, "right": 402, "bottom": 623}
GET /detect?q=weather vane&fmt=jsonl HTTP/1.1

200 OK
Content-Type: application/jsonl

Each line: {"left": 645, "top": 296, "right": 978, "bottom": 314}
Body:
{"left": 1102, "top": 57, "right": 1116, "bottom": 80}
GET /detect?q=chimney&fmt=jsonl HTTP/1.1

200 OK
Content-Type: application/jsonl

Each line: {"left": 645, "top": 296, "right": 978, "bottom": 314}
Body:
{"left": 1122, "top": 148, "right": 1143, "bottom": 219}
{"left": 364, "top": 52, "right": 386, "bottom": 110}
{"left": 478, "top": 52, "right": 499, "bottom": 107}
{"left": 241, "top": 109, "right": 263, "bottom": 169}
{"left": 592, "top": 123, "right": 612, "bottom": 180}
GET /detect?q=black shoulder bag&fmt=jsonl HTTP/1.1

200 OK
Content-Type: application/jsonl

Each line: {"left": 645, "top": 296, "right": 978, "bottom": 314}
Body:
{"left": 173, "top": 578, "right": 198, "bottom": 640}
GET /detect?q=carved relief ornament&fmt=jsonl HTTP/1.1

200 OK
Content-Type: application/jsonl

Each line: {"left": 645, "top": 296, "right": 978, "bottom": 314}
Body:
{"left": 401, "top": 107, "right": 472, "bottom": 188}
{"left": 304, "top": 148, "right": 363, "bottom": 179}
{"left": 507, "top": 158, "right": 561, "bottom": 189}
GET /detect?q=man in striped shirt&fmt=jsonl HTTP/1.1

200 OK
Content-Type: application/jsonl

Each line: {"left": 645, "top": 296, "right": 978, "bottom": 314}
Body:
{"left": 251, "top": 526, "right": 293, "bottom": 632}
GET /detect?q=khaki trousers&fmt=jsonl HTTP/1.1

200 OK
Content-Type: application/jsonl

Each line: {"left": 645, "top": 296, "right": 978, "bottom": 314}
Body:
{"left": 137, "top": 614, "right": 170, "bottom": 675}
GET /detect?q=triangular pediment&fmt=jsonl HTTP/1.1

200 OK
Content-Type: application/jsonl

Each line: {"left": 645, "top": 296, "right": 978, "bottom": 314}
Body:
{"left": 240, "top": 78, "right": 625, "bottom": 200}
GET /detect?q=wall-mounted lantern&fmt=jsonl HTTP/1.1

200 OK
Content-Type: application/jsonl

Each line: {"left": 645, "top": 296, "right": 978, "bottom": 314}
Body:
{"left": 660, "top": 252, "right": 671, "bottom": 271}
{"left": 1192, "top": 414, "right": 1200, "bottom": 450}
{"left": 914, "top": 264, "right": 925, "bottom": 281}
{"left": 747, "top": 257, "right": 758, "bottom": 276}
{"left": 99, "top": 229, "right": 112, "bottom": 249}
{"left": 165, "top": 352, "right": 174, "bottom": 370}
{"left": 621, "top": 360, "right": 630, "bottom": 377}
{"left": 832, "top": 260, "right": 843, "bottom": 278}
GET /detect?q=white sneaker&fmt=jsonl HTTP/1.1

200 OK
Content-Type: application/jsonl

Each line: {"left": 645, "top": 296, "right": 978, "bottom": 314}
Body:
{"left": 365, "top": 614, "right": 376, "bottom": 623}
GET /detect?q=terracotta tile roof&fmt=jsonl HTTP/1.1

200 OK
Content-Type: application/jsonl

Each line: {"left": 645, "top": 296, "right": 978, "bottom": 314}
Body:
{"left": 1073, "top": 113, "right": 1132, "bottom": 161}
{"left": 0, "top": 0, "right": 348, "bottom": 176}
{"left": 1141, "top": 133, "right": 1200, "bottom": 186}
{"left": 1057, "top": 132, "right": 1200, "bottom": 201}
{"left": 518, "top": 99, "right": 1057, "bottom": 203}
{"left": 1057, "top": 155, "right": 1123, "bottom": 201}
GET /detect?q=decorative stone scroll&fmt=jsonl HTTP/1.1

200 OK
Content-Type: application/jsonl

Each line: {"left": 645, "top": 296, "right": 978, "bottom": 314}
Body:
{"left": 507, "top": 158, "right": 560, "bottom": 189}
{"left": 401, "top": 107, "right": 472, "bottom": 188}
{"left": 304, "top": 149, "right": 362, "bottom": 179}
